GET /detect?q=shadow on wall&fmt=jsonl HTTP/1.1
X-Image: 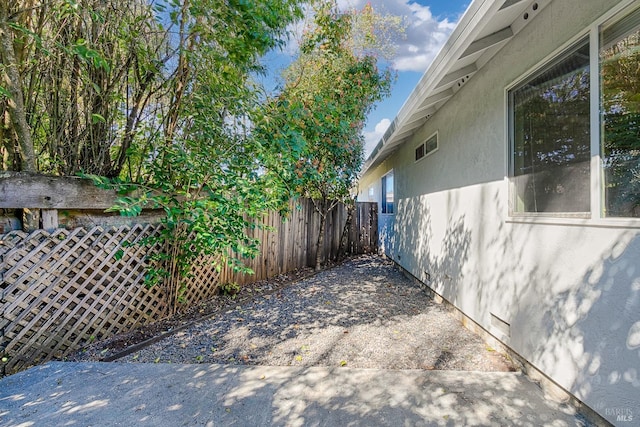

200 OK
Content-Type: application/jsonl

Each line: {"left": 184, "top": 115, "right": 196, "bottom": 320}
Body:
{"left": 394, "top": 193, "right": 472, "bottom": 308}
{"left": 515, "top": 234, "right": 640, "bottom": 424}
{"left": 391, "top": 184, "right": 639, "bottom": 423}
{"left": 378, "top": 214, "right": 395, "bottom": 260}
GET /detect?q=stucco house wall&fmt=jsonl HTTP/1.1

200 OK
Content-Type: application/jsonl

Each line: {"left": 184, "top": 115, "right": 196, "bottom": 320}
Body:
{"left": 358, "top": 0, "right": 640, "bottom": 424}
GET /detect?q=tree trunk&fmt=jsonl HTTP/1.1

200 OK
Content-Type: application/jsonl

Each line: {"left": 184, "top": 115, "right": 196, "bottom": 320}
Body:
{"left": 337, "top": 199, "right": 355, "bottom": 260}
{"left": 164, "top": 0, "right": 191, "bottom": 147}
{"left": 0, "top": 7, "right": 36, "bottom": 172}
{"left": 314, "top": 199, "right": 327, "bottom": 271}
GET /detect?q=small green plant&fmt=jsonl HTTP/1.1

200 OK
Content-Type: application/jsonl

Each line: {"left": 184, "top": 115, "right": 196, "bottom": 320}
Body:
{"left": 220, "top": 282, "right": 241, "bottom": 296}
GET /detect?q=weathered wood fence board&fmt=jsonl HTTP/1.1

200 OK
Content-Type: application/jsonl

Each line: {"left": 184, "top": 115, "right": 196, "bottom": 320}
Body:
{"left": 1, "top": 198, "right": 377, "bottom": 375}
{"left": 0, "top": 172, "right": 121, "bottom": 210}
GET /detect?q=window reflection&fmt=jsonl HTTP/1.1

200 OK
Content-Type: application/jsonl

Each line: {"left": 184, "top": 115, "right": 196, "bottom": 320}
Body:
{"left": 601, "top": 10, "right": 640, "bottom": 217}
{"left": 381, "top": 171, "right": 394, "bottom": 214}
{"left": 510, "top": 40, "right": 591, "bottom": 213}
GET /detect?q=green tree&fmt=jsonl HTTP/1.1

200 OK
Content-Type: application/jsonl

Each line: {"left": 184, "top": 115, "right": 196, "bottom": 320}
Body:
{"left": 1, "top": 0, "right": 166, "bottom": 175}
{"left": 0, "top": 1, "right": 37, "bottom": 171}
{"left": 256, "top": 0, "right": 395, "bottom": 270}
{"left": 105, "top": 0, "right": 303, "bottom": 312}
{"left": 2, "top": 0, "right": 304, "bottom": 312}
{"left": 0, "top": 0, "right": 303, "bottom": 178}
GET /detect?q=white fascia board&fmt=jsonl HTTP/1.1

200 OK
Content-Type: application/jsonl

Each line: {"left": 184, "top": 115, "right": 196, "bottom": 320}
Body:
{"left": 362, "top": 0, "right": 505, "bottom": 174}
{"left": 396, "top": 0, "right": 501, "bottom": 122}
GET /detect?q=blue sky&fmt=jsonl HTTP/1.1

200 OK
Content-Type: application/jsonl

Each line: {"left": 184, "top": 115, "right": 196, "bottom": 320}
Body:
{"left": 356, "top": 0, "right": 469, "bottom": 157}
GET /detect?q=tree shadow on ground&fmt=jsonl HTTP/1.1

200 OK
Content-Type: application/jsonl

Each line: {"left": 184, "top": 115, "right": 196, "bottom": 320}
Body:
{"left": 0, "top": 361, "right": 584, "bottom": 426}
{"left": 125, "top": 256, "right": 512, "bottom": 372}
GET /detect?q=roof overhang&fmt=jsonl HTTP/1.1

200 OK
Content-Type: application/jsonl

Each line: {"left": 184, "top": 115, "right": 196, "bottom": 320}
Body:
{"left": 362, "top": 0, "right": 551, "bottom": 173}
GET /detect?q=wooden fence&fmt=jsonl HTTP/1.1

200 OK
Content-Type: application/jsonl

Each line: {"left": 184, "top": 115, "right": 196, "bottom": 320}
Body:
{"left": 0, "top": 176, "right": 377, "bottom": 375}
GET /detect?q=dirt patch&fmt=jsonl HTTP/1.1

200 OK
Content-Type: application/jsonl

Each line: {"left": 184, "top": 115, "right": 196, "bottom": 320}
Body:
{"left": 69, "top": 255, "right": 516, "bottom": 372}
{"left": 67, "top": 265, "right": 319, "bottom": 362}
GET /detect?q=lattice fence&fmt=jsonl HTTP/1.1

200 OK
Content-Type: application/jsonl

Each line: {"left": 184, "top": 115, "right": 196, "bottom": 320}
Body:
{"left": 0, "top": 225, "right": 168, "bottom": 374}
{"left": 0, "top": 200, "right": 377, "bottom": 375}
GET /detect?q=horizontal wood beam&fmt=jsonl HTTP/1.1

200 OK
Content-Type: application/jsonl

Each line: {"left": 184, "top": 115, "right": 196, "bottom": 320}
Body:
{"left": 0, "top": 172, "right": 121, "bottom": 209}
{"left": 416, "top": 89, "right": 454, "bottom": 112}
{"left": 394, "top": 126, "right": 420, "bottom": 141}
{"left": 500, "top": 0, "right": 526, "bottom": 10}
{"left": 435, "top": 64, "right": 478, "bottom": 89}
{"left": 459, "top": 26, "right": 513, "bottom": 59}
{"left": 403, "top": 115, "right": 428, "bottom": 129}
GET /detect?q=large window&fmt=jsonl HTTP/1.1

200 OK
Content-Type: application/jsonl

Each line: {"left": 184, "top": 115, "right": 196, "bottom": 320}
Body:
{"left": 381, "top": 171, "right": 394, "bottom": 214}
{"left": 509, "top": 39, "right": 591, "bottom": 214}
{"left": 508, "top": 5, "right": 640, "bottom": 220}
{"left": 601, "top": 8, "right": 640, "bottom": 217}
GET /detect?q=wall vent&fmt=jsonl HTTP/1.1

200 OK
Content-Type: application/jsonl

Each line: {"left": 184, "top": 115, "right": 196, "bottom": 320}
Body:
{"left": 490, "top": 313, "right": 511, "bottom": 337}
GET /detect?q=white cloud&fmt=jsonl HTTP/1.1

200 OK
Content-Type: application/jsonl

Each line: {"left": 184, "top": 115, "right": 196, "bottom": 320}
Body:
{"left": 337, "top": 0, "right": 459, "bottom": 73}
{"left": 363, "top": 118, "right": 391, "bottom": 158}
{"left": 279, "top": 1, "right": 459, "bottom": 73}
{"left": 394, "top": 19, "right": 455, "bottom": 71}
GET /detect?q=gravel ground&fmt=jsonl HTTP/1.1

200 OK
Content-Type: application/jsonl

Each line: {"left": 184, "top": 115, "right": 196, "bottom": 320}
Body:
{"left": 100, "top": 255, "right": 515, "bottom": 371}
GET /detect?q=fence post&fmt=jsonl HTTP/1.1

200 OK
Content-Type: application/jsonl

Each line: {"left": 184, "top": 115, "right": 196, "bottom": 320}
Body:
{"left": 41, "top": 209, "right": 58, "bottom": 231}
{"left": 22, "top": 208, "right": 39, "bottom": 232}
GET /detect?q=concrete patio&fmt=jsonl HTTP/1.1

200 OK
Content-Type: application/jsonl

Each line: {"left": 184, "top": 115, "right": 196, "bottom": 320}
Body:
{"left": 0, "top": 361, "right": 593, "bottom": 426}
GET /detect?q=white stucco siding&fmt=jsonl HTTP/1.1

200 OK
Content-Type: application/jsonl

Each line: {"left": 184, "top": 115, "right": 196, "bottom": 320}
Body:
{"left": 394, "top": 183, "right": 640, "bottom": 418}
{"left": 360, "top": 0, "right": 639, "bottom": 423}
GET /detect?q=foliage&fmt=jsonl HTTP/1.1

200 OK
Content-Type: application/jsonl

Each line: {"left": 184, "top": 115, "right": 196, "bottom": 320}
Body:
{"left": 0, "top": 0, "right": 303, "bottom": 176}
{"left": 345, "top": 2, "right": 406, "bottom": 61}
{"left": 220, "top": 282, "right": 241, "bottom": 297}
{"left": 1, "top": 1, "right": 160, "bottom": 175}
{"left": 255, "top": 0, "right": 396, "bottom": 269}
{"left": 1, "top": 0, "right": 396, "bottom": 308}
{"left": 601, "top": 31, "right": 640, "bottom": 216}
{"left": 1, "top": 0, "right": 304, "bottom": 313}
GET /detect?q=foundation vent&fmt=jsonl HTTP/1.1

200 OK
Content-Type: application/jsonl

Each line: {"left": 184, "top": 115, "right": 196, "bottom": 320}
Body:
{"left": 490, "top": 313, "right": 511, "bottom": 337}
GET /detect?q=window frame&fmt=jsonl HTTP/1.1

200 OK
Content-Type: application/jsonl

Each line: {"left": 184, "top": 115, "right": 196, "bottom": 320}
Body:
{"left": 507, "top": 37, "right": 592, "bottom": 218}
{"left": 504, "top": 0, "right": 640, "bottom": 226}
{"left": 425, "top": 132, "right": 439, "bottom": 157}
{"left": 415, "top": 143, "right": 425, "bottom": 162}
{"left": 415, "top": 132, "right": 438, "bottom": 163}
{"left": 599, "top": 6, "right": 640, "bottom": 218}
{"left": 381, "top": 170, "right": 395, "bottom": 215}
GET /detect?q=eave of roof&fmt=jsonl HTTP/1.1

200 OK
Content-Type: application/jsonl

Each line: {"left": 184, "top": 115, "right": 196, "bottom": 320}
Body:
{"left": 362, "top": 0, "right": 550, "bottom": 174}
